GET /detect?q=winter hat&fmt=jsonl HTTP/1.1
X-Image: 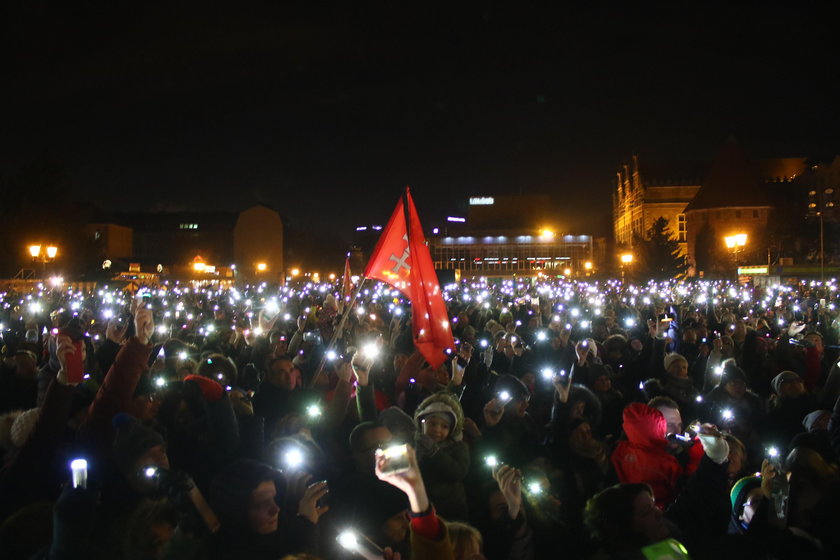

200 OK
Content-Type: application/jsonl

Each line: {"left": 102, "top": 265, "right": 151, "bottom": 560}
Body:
{"left": 495, "top": 374, "right": 530, "bottom": 401}
{"left": 112, "top": 414, "right": 166, "bottom": 475}
{"left": 377, "top": 406, "right": 417, "bottom": 445}
{"left": 209, "top": 459, "right": 285, "bottom": 533}
{"left": 719, "top": 360, "right": 748, "bottom": 386}
{"left": 183, "top": 374, "right": 225, "bottom": 402}
{"left": 802, "top": 410, "right": 831, "bottom": 432}
{"left": 771, "top": 371, "right": 801, "bottom": 395}
{"left": 663, "top": 353, "right": 688, "bottom": 372}
{"left": 730, "top": 475, "right": 762, "bottom": 511}
{"left": 13, "top": 408, "right": 41, "bottom": 447}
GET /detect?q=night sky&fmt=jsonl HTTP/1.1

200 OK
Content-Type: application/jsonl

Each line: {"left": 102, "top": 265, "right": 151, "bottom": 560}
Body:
{"left": 2, "top": 2, "right": 838, "bottom": 265}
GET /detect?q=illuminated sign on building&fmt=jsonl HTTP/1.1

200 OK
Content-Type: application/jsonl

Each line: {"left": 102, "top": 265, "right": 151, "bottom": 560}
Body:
{"left": 447, "top": 216, "right": 466, "bottom": 223}
{"left": 469, "top": 197, "right": 495, "bottom": 206}
{"left": 737, "top": 266, "right": 769, "bottom": 275}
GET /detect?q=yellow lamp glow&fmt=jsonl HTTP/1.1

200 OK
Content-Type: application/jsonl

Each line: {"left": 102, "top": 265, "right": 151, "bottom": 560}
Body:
{"left": 621, "top": 253, "right": 634, "bottom": 264}
{"left": 46, "top": 246, "right": 58, "bottom": 259}
{"left": 724, "top": 233, "right": 748, "bottom": 249}
{"left": 29, "top": 245, "right": 41, "bottom": 258}
{"left": 193, "top": 262, "right": 206, "bottom": 272}
{"left": 290, "top": 268, "right": 300, "bottom": 277}
{"left": 584, "top": 261, "right": 593, "bottom": 270}
{"left": 256, "top": 262, "right": 267, "bottom": 272}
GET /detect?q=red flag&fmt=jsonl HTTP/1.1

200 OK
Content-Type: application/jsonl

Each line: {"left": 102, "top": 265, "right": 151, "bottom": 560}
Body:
{"left": 341, "top": 256, "right": 353, "bottom": 302}
{"left": 364, "top": 187, "right": 455, "bottom": 368}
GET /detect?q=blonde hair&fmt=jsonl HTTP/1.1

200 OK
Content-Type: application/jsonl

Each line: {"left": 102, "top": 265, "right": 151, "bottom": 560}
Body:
{"left": 448, "top": 521, "right": 483, "bottom": 560}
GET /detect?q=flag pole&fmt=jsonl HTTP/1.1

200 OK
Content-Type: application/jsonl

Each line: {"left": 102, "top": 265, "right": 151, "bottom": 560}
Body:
{"left": 308, "top": 276, "right": 367, "bottom": 388}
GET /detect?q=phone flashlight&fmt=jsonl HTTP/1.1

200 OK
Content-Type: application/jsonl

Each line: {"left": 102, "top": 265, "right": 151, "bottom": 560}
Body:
{"left": 143, "top": 466, "right": 159, "bottom": 479}
{"left": 485, "top": 455, "right": 499, "bottom": 468}
{"left": 362, "top": 342, "right": 380, "bottom": 359}
{"left": 498, "top": 390, "right": 512, "bottom": 403}
{"left": 306, "top": 404, "right": 322, "bottom": 419}
{"left": 722, "top": 409, "right": 734, "bottom": 421}
{"left": 528, "top": 481, "right": 543, "bottom": 495}
{"left": 767, "top": 446, "right": 780, "bottom": 458}
{"left": 541, "top": 368, "right": 554, "bottom": 381}
{"left": 336, "top": 529, "right": 383, "bottom": 560}
{"left": 284, "top": 448, "right": 305, "bottom": 470}
{"left": 70, "top": 458, "right": 88, "bottom": 489}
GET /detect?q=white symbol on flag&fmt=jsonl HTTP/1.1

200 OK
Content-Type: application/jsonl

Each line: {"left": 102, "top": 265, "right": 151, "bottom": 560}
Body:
{"left": 389, "top": 235, "right": 411, "bottom": 274}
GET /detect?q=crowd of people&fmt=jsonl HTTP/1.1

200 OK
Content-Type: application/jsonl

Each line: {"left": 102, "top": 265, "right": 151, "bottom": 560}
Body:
{"left": 0, "top": 276, "right": 839, "bottom": 559}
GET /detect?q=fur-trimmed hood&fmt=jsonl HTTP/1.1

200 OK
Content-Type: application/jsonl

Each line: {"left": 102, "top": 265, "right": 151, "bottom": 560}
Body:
{"left": 414, "top": 392, "right": 465, "bottom": 442}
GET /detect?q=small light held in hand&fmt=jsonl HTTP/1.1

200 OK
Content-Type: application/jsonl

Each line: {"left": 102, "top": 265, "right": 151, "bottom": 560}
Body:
{"left": 337, "top": 530, "right": 358, "bottom": 551}
{"left": 498, "top": 390, "right": 511, "bottom": 403}
{"left": 767, "top": 446, "right": 780, "bottom": 458}
{"left": 485, "top": 455, "right": 499, "bottom": 468}
{"left": 722, "top": 409, "right": 734, "bottom": 421}
{"left": 306, "top": 404, "right": 322, "bottom": 418}
{"left": 284, "top": 448, "right": 305, "bottom": 469}
{"left": 144, "top": 466, "right": 158, "bottom": 478}
{"left": 528, "top": 481, "right": 543, "bottom": 495}
{"left": 541, "top": 368, "right": 554, "bottom": 380}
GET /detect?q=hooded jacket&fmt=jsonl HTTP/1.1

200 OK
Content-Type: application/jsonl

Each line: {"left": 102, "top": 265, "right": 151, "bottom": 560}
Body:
{"left": 611, "top": 403, "right": 682, "bottom": 508}
{"left": 413, "top": 392, "right": 470, "bottom": 520}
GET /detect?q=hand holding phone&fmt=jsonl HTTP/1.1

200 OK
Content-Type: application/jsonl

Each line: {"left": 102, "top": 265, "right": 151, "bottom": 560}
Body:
{"left": 56, "top": 333, "right": 84, "bottom": 385}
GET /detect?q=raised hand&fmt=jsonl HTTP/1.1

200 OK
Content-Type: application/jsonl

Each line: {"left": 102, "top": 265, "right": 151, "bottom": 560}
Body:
{"left": 483, "top": 397, "right": 505, "bottom": 427}
{"left": 493, "top": 464, "right": 523, "bottom": 519}
{"left": 134, "top": 307, "right": 154, "bottom": 345}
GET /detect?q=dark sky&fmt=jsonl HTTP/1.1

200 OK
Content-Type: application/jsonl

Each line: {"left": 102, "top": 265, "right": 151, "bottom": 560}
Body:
{"left": 2, "top": 1, "right": 838, "bottom": 260}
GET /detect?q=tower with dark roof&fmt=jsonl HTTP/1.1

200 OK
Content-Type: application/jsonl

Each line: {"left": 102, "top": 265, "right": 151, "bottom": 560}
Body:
{"left": 684, "top": 139, "right": 773, "bottom": 275}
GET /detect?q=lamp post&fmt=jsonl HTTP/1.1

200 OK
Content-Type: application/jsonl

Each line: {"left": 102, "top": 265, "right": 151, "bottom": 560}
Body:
{"left": 724, "top": 233, "right": 748, "bottom": 276}
{"left": 620, "top": 253, "right": 633, "bottom": 284}
{"left": 28, "top": 244, "right": 58, "bottom": 279}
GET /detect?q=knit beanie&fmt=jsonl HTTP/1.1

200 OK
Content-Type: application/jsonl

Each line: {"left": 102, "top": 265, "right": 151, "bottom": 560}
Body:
{"left": 10, "top": 408, "right": 40, "bottom": 448}
{"left": 802, "top": 410, "right": 831, "bottom": 432}
{"left": 208, "top": 459, "right": 284, "bottom": 532}
{"left": 663, "top": 353, "right": 687, "bottom": 372}
{"left": 771, "top": 371, "right": 801, "bottom": 395}
{"left": 184, "top": 374, "right": 225, "bottom": 402}
{"left": 112, "top": 414, "right": 166, "bottom": 475}
{"left": 416, "top": 402, "right": 457, "bottom": 432}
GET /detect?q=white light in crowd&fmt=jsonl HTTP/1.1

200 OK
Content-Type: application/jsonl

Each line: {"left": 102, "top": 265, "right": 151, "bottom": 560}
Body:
{"left": 144, "top": 466, "right": 158, "bottom": 478}
{"left": 537, "top": 331, "right": 547, "bottom": 341}
{"left": 306, "top": 404, "right": 322, "bottom": 418}
{"left": 695, "top": 395, "right": 703, "bottom": 403}
{"left": 337, "top": 530, "right": 359, "bottom": 550}
{"left": 528, "top": 482, "right": 543, "bottom": 495}
{"left": 580, "top": 320, "right": 590, "bottom": 329}
{"left": 625, "top": 318, "right": 635, "bottom": 328}
{"left": 362, "top": 342, "right": 380, "bottom": 358}
{"left": 767, "top": 446, "right": 780, "bottom": 458}
{"left": 571, "top": 308, "right": 580, "bottom": 317}
{"left": 498, "top": 390, "right": 511, "bottom": 402}
{"left": 485, "top": 455, "right": 499, "bottom": 468}
{"left": 722, "top": 409, "right": 734, "bottom": 421}
{"left": 284, "top": 448, "right": 304, "bottom": 469}
{"left": 326, "top": 350, "right": 337, "bottom": 361}
{"left": 541, "top": 368, "right": 554, "bottom": 380}
{"left": 178, "top": 351, "right": 188, "bottom": 360}
{"left": 714, "top": 366, "right": 723, "bottom": 376}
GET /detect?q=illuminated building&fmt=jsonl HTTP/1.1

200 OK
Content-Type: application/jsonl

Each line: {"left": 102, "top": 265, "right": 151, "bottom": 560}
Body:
{"left": 425, "top": 195, "right": 603, "bottom": 278}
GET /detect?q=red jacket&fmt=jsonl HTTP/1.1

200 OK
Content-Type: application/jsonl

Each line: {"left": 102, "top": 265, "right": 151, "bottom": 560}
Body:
{"left": 611, "top": 403, "right": 682, "bottom": 508}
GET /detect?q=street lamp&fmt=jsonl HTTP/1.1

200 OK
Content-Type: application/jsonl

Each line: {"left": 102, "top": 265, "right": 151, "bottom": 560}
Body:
{"left": 620, "top": 253, "right": 633, "bottom": 284}
{"left": 256, "top": 262, "right": 267, "bottom": 272}
{"left": 28, "top": 244, "right": 58, "bottom": 278}
{"left": 724, "top": 233, "right": 748, "bottom": 272}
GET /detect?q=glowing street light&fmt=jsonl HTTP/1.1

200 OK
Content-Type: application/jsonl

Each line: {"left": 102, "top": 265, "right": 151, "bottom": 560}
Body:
{"left": 46, "top": 246, "right": 58, "bottom": 259}
{"left": 539, "top": 228, "right": 555, "bottom": 240}
{"left": 256, "top": 262, "right": 267, "bottom": 272}
{"left": 29, "top": 245, "right": 42, "bottom": 258}
{"left": 290, "top": 268, "right": 300, "bottom": 277}
{"left": 724, "top": 233, "right": 748, "bottom": 249}
{"left": 621, "top": 253, "right": 634, "bottom": 264}
{"left": 584, "top": 261, "right": 593, "bottom": 271}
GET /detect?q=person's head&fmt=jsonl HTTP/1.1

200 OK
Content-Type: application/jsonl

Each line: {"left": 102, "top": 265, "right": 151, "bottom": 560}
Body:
{"left": 448, "top": 522, "right": 485, "bottom": 560}
{"left": 349, "top": 421, "right": 392, "bottom": 473}
{"left": 495, "top": 375, "right": 530, "bottom": 418}
{"left": 209, "top": 459, "right": 285, "bottom": 536}
{"left": 732, "top": 319, "right": 747, "bottom": 341}
{"left": 720, "top": 360, "right": 748, "bottom": 399}
{"left": 682, "top": 327, "right": 697, "bottom": 345}
{"left": 568, "top": 419, "right": 593, "bottom": 444}
{"left": 415, "top": 393, "right": 463, "bottom": 443}
{"left": 803, "top": 332, "right": 824, "bottom": 356}
{"left": 772, "top": 371, "right": 805, "bottom": 399}
{"left": 12, "top": 350, "right": 38, "bottom": 379}
{"left": 266, "top": 357, "right": 295, "bottom": 390}
{"left": 123, "top": 499, "right": 179, "bottom": 560}
{"left": 112, "top": 414, "right": 169, "bottom": 491}
{"left": 648, "top": 396, "right": 682, "bottom": 436}
{"left": 197, "top": 353, "right": 237, "bottom": 387}
{"left": 585, "top": 484, "right": 669, "bottom": 550}
{"left": 663, "top": 353, "right": 688, "bottom": 379}
{"left": 720, "top": 335, "right": 735, "bottom": 356}
{"left": 802, "top": 410, "right": 831, "bottom": 433}
{"left": 729, "top": 475, "right": 764, "bottom": 531}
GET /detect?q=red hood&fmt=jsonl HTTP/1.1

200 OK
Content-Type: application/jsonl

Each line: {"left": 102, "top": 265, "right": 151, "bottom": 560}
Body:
{"left": 622, "top": 403, "right": 666, "bottom": 449}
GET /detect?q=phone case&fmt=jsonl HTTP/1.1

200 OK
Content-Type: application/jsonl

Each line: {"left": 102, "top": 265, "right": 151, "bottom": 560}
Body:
{"left": 65, "top": 340, "right": 84, "bottom": 383}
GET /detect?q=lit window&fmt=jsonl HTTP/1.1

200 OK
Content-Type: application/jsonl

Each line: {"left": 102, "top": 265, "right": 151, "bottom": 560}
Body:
{"left": 179, "top": 223, "right": 199, "bottom": 230}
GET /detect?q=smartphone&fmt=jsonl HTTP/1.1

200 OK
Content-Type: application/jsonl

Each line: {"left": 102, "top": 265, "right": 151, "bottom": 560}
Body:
{"left": 376, "top": 444, "right": 410, "bottom": 474}
{"left": 60, "top": 329, "right": 84, "bottom": 384}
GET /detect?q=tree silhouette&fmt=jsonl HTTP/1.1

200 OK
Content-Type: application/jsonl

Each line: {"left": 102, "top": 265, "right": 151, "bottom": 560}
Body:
{"left": 634, "top": 217, "right": 686, "bottom": 280}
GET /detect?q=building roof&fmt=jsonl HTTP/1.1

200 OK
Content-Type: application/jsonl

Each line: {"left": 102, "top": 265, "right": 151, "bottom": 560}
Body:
{"left": 684, "top": 140, "right": 771, "bottom": 212}
{"left": 637, "top": 159, "right": 706, "bottom": 186}
{"left": 754, "top": 157, "right": 808, "bottom": 182}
